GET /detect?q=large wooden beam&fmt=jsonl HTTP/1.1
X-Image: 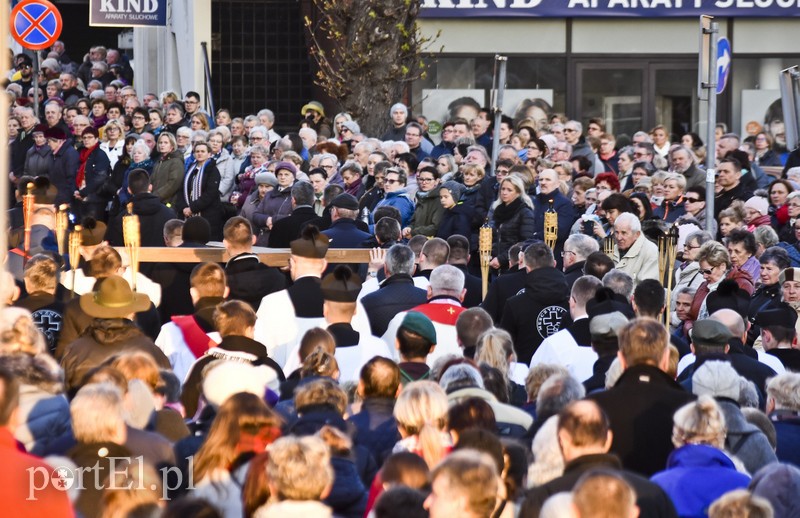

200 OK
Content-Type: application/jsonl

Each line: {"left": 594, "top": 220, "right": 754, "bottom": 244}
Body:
{"left": 126, "top": 245, "right": 371, "bottom": 267}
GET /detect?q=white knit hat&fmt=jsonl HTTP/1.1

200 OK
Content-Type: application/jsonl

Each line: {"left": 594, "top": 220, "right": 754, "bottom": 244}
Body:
{"left": 692, "top": 360, "right": 740, "bottom": 401}
{"left": 201, "top": 360, "right": 278, "bottom": 409}
{"left": 744, "top": 196, "right": 769, "bottom": 216}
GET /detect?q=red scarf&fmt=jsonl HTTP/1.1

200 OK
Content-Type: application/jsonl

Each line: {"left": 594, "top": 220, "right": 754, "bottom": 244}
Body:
{"left": 231, "top": 426, "right": 282, "bottom": 468}
{"left": 76, "top": 143, "right": 98, "bottom": 189}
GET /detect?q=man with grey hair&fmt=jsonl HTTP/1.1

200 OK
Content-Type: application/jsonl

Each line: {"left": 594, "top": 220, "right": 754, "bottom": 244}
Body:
{"left": 534, "top": 373, "right": 586, "bottom": 429}
{"left": 257, "top": 108, "right": 281, "bottom": 144}
{"left": 267, "top": 181, "right": 323, "bottom": 248}
{"left": 298, "top": 126, "right": 318, "bottom": 153}
{"left": 382, "top": 264, "right": 466, "bottom": 365}
{"left": 563, "top": 234, "right": 599, "bottom": 289}
{"left": 564, "top": 120, "right": 602, "bottom": 175}
{"left": 670, "top": 144, "right": 704, "bottom": 191}
{"left": 353, "top": 141, "right": 376, "bottom": 169}
{"left": 441, "top": 362, "right": 533, "bottom": 435}
{"left": 361, "top": 245, "right": 429, "bottom": 337}
{"left": 611, "top": 212, "right": 659, "bottom": 286}
{"left": 603, "top": 269, "right": 634, "bottom": 301}
{"left": 531, "top": 275, "right": 603, "bottom": 380}
{"left": 766, "top": 372, "right": 800, "bottom": 466}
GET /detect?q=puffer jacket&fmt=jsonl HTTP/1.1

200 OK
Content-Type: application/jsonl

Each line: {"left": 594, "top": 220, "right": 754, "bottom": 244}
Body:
{"left": 215, "top": 148, "right": 237, "bottom": 201}
{"left": 374, "top": 189, "right": 415, "bottom": 228}
{"left": 253, "top": 184, "right": 294, "bottom": 232}
{"left": 491, "top": 201, "right": 536, "bottom": 269}
{"left": 0, "top": 352, "right": 70, "bottom": 457}
{"left": 23, "top": 144, "right": 52, "bottom": 177}
{"left": 324, "top": 456, "right": 368, "bottom": 518}
{"left": 150, "top": 150, "right": 184, "bottom": 206}
{"left": 408, "top": 185, "right": 444, "bottom": 237}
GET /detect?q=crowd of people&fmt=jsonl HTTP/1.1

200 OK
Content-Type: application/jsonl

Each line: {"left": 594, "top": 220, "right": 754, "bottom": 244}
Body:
{"left": 2, "top": 41, "right": 800, "bottom": 518}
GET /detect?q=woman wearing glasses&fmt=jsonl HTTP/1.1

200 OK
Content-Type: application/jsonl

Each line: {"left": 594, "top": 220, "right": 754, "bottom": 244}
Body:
{"left": 747, "top": 248, "right": 792, "bottom": 345}
{"left": 679, "top": 187, "right": 717, "bottom": 236}
{"left": 669, "top": 230, "right": 713, "bottom": 330}
{"left": 688, "top": 241, "right": 755, "bottom": 323}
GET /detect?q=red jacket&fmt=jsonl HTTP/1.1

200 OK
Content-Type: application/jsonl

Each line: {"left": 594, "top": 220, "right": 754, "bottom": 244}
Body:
{"left": 0, "top": 427, "right": 74, "bottom": 517}
{"left": 688, "top": 267, "right": 754, "bottom": 323}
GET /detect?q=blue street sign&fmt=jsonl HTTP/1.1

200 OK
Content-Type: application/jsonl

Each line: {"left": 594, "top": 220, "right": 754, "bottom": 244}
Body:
{"left": 717, "top": 37, "right": 731, "bottom": 95}
{"left": 10, "top": 0, "right": 62, "bottom": 51}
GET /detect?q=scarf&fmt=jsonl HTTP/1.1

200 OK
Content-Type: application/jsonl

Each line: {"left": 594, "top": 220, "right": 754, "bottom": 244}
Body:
{"left": 231, "top": 426, "right": 282, "bottom": 469}
{"left": 76, "top": 143, "right": 98, "bottom": 189}
{"left": 493, "top": 197, "right": 524, "bottom": 225}
{"left": 184, "top": 160, "right": 209, "bottom": 206}
{"left": 345, "top": 175, "right": 363, "bottom": 197}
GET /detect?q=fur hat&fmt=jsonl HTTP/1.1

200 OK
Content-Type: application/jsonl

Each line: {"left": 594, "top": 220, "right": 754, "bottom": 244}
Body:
{"left": 201, "top": 361, "right": 278, "bottom": 409}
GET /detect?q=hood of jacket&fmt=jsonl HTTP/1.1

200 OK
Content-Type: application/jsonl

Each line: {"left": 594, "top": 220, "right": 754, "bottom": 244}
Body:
{"left": 131, "top": 192, "right": 167, "bottom": 216}
{"left": 666, "top": 443, "right": 737, "bottom": 470}
{"left": 385, "top": 189, "right": 411, "bottom": 201}
{"left": 0, "top": 352, "right": 63, "bottom": 394}
{"left": 87, "top": 318, "right": 147, "bottom": 346}
{"left": 524, "top": 266, "right": 570, "bottom": 303}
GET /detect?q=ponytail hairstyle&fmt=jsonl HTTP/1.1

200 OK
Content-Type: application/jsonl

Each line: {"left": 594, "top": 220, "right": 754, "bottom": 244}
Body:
{"left": 475, "top": 328, "right": 516, "bottom": 384}
{"left": 672, "top": 394, "right": 727, "bottom": 449}
{"left": 394, "top": 381, "right": 450, "bottom": 467}
{"left": 300, "top": 347, "right": 340, "bottom": 380}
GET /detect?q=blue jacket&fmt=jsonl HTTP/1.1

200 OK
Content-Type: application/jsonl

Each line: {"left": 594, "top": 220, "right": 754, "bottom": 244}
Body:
{"left": 373, "top": 189, "right": 415, "bottom": 228}
{"left": 651, "top": 444, "right": 750, "bottom": 518}
{"left": 436, "top": 201, "right": 474, "bottom": 245}
{"left": 323, "top": 218, "right": 372, "bottom": 248}
{"left": 771, "top": 410, "right": 800, "bottom": 468}
{"left": 532, "top": 190, "right": 576, "bottom": 262}
{"left": 48, "top": 142, "right": 79, "bottom": 206}
{"left": 347, "top": 398, "right": 400, "bottom": 465}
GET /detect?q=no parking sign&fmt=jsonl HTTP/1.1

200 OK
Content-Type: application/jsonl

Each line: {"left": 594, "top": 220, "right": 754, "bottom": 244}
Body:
{"left": 10, "top": 0, "right": 62, "bottom": 51}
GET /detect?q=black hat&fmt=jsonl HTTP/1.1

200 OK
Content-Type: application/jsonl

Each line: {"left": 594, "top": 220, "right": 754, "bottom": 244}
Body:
{"left": 691, "top": 319, "right": 733, "bottom": 347}
{"left": 330, "top": 193, "right": 359, "bottom": 211}
{"left": 44, "top": 126, "right": 67, "bottom": 141}
{"left": 182, "top": 216, "right": 211, "bottom": 244}
{"left": 754, "top": 305, "right": 798, "bottom": 329}
{"left": 290, "top": 225, "right": 329, "bottom": 259}
{"left": 706, "top": 280, "right": 750, "bottom": 316}
{"left": 586, "top": 287, "right": 635, "bottom": 320}
{"left": 321, "top": 265, "right": 361, "bottom": 302}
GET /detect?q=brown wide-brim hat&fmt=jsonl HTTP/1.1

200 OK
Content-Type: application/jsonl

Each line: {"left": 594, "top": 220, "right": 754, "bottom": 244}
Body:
{"left": 80, "top": 275, "right": 151, "bottom": 319}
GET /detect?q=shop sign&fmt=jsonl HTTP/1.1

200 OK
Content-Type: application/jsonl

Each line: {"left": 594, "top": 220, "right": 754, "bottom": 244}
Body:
{"left": 90, "top": 0, "right": 167, "bottom": 27}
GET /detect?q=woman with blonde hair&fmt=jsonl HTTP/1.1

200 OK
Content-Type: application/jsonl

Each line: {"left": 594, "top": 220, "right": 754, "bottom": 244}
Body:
{"left": 489, "top": 174, "right": 535, "bottom": 271}
{"left": 651, "top": 396, "right": 751, "bottom": 517}
{"left": 193, "top": 392, "right": 283, "bottom": 518}
{"left": 392, "top": 380, "right": 452, "bottom": 467}
{"left": 475, "top": 328, "right": 527, "bottom": 406}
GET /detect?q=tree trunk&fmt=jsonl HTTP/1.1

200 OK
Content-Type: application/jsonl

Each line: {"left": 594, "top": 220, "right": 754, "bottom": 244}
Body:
{"left": 305, "top": 0, "right": 434, "bottom": 138}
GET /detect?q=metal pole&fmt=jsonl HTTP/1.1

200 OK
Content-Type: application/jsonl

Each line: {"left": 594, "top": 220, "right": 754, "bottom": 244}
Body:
{"left": 704, "top": 21, "right": 719, "bottom": 228}
{"left": 490, "top": 55, "right": 507, "bottom": 176}
{"left": 200, "top": 42, "right": 216, "bottom": 119}
{"left": 32, "top": 53, "right": 40, "bottom": 119}
{"left": 1, "top": 0, "right": 10, "bottom": 309}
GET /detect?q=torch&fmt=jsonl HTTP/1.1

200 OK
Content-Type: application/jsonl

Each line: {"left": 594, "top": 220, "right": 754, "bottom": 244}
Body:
{"left": 544, "top": 199, "right": 557, "bottom": 252}
{"left": 123, "top": 203, "right": 141, "bottom": 292}
{"left": 658, "top": 225, "right": 680, "bottom": 325}
{"left": 68, "top": 225, "right": 82, "bottom": 298}
{"left": 54, "top": 204, "right": 69, "bottom": 262}
{"left": 22, "top": 182, "right": 35, "bottom": 265}
{"left": 479, "top": 221, "right": 492, "bottom": 300}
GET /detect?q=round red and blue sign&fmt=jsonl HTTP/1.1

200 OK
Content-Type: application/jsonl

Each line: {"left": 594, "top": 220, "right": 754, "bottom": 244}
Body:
{"left": 10, "top": 0, "right": 63, "bottom": 51}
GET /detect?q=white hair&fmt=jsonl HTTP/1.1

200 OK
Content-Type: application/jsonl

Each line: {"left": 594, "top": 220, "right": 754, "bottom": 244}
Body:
{"left": 70, "top": 383, "right": 126, "bottom": 443}
{"left": 564, "top": 234, "right": 600, "bottom": 260}
{"left": 439, "top": 363, "right": 484, "bottom": 392}
{"left": 257, "top": 109, "right": 275, "bottom": 123}
{"left": 614, "top": 212, "right": 641, "bottom": 233}
{"left": 430, "top": 264, "right": 465, "bottom": 295}
{"left": 132, "top": 139, "right": 151, "bottom": 158}
{"left": 249, "top": 125, "right": 267, "bottom": 139}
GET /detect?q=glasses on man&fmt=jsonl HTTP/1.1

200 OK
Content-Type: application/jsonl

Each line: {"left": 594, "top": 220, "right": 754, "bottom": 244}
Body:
{"left": 385, "top": 179, "right": 399, "bottom": 184}
{"left": 561, "top": 250, "right": 576, "bottom": 258}
{"left": 564, "top": 128, "right": 577, "bottom": 133}
{"left": 418, "top": 177, "right": 435, "bottom": 183}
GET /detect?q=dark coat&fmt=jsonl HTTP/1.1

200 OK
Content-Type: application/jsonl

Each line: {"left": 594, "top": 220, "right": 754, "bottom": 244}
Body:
{"left": 69, "top": 441, "right": 132, "bottom": 518}
{"left": 15, "top": 292, "right": 65, "bottom": 356}
{"left": 150, "top": 243, "right": 208, "bottom": 323}
{"left": 105, "top": 192, "right": 176, "bottom": 247}
{"left": 361, "top": 274, "right": 428, "bottom": 337}
{"left": 461, "top": 185, "right": 488, "bottom": 251}
{"left": 520, "top": 454, "right": 678, "bottom": 518}
{"left": 500, "top": 267, "right": 571, "bottom": 364}
{"left": 269, "top": 206, "right": 325, "bottom": 248}
{"left": 564, "top": 260, "right": 586, "bottom": 291}
{"left": 224, "top": 253, "right": 286, "bottom": 311}
{"left": 11, "top": 130, "right": 36, "bottom": 177}
{"left": 325, "top": 456, "right": 368, "bottom": 518}
{"left": 481, "top": 268, "right": 526, "bottom": 324}
{"left": 532, "top": 190, "right": 576, "bottom": 264}
{"left": 435, "top": 201, "right": 475, "bottom": 246}
{"left": 587, "top": 364, "right": 696, "bottom": 477}
{"left": 253, "top": 185, "right": 293, "bottom": 230}
{"left": 493, "top": 202, "right": 536, "bottom": 269}
{"left": 48, "top": 141, "right": 79, "bottom": 205}
{"left": 181, "top": 335, "right": 285, "bottom": 418}
{"left": 323, "top": 218, "right": 372, "bottom": 249}
{"left": 23, "top": 143, "right": 52, "bottom": 177}
{"left": 175, "top": 160, "right": 224, "bottom": 240}
{"left": 715, "top": 182, "right": 754, "bottom": 219}
{"left": 451, "top": 263, "right": 483, "bottom": 308}
{"left": 78, "top": 145, "right": 111, "bottom": 205}
{"left": 347, "top": 398, "right": 399, "bottom": 466}
{"left": 60, "top": 318, "right": 170, "bottom": 393}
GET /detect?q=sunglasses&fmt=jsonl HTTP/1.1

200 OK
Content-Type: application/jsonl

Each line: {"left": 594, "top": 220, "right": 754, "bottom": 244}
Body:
{"left": 684, "top": 197, "right": 700, "bottom": 203}
{"left": 700, "top": 268, "right": 715, "bottom": 275}
{"left": 385, "top": 179, "right": 399, "bottom": 184}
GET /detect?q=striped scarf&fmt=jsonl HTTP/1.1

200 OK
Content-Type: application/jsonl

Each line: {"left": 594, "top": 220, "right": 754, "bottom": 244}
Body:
{"left": 184, "top": 160, "right": 208, "bottom": 209}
